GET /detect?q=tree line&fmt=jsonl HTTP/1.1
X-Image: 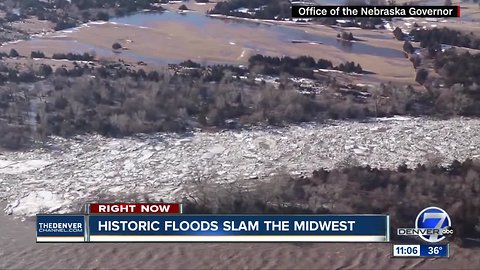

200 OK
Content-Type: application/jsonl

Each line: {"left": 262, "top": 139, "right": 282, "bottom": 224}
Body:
{"left": 3, "top": 0, "right": 165, "bottom": 32}
{"left": 1, "top": 68, "right": 478, "bottom": 146}
{"left": 183, "top": 158, "right": 480, "bottom": 244}
{"left": 209, "top": 0, "right": 387, "bottom": 28}
{"left": 209, "top": 0, "right": 291, "bottom": 20}
{"left": 1, "top": 52, "right": 364, "bottom": 84}
{"left": 248, "top": 54, "right": 363, "bottom": 77}
{"left": 1, "top": 54, "right": 480, "bottom": 149}
{"left": 434, "top": 50, "right": 480, "bottom": 87}
{"left": 410, "top": 27, "right": 480, "bottom": 50}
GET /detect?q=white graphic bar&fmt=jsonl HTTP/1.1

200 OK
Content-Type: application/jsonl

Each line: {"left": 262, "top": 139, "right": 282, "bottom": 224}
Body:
{"left": 37, "top": 236, "right": 85, "bottom": 242}
{"left": 89, "top": 235, "right": 387, "bottom": 242}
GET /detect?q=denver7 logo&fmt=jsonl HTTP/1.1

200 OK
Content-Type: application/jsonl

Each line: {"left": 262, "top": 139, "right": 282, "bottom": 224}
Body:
{"left": 415, "top": 207, "right": 452, "bottom": 243}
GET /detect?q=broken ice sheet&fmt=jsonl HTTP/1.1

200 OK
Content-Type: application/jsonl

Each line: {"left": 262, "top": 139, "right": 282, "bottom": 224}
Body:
{"left": 1, "top": 117, "right": 479, "bottom": 216}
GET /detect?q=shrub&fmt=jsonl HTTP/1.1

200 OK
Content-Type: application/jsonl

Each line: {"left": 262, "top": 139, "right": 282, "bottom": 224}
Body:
{"left": 38, "top": 64, "right": 53, "bottom": 77}
{"left": 5, "top": 12, "right": 21, "bottom": 22}
{"left": 31, "top": 51, "right": 46, "bottom": 58}
{"left": 179, "top": 59, "right": 201, "bottom": 68}
{"left": 54, "top": 67, "right": 68, "bottom": 76}
{"left": 341, "top": 31, "right": 354, "bottom": 41}
{"left": 96, "top": 11, "right": 110, "bottom": 21}
{"left": 415, "top": 69, "right": 429, "bottom": 84}
{"left": 336, "top": 61, "right": 363, "bottom": 73}
{"left": 81, "top": 10, "right": 91, "bottom": 21}
{"left": 9, "top": 49, "right": 19, "bottom": 58}
{"left": 403, "top": 41, "right": 414, "bottom": 54}
{"left": 393, "top": 27, "right": 405, "bottom": 41}
{"left": 147, "top": 70, "right": 160, "bottom": 81}
{"left": 54, "top": 20, "right": 77, "bottom": 31}
{"left": 18, "top": 71, "right": 36, "bottom": 82}
{"left": 0, "top": 123, "right": 30, "bottom": 150}
{"left": 112, "top": 42, "right": 122, "bottom": 50}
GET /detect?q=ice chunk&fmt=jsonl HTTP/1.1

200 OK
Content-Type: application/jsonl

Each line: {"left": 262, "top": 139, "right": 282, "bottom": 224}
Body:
{"left": 0, "top": 160, "right": 52, "bottom": 174}
{"left": 6, "top": 191, "right": 65, "bottom": 216}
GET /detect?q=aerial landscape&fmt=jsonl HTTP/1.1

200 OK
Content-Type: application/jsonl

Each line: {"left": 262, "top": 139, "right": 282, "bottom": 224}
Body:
{"left": 0, "top": 0, "right": 480, "bottom": 269}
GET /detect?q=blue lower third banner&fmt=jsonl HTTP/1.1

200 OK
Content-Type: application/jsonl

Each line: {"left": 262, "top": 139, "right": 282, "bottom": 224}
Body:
{"left": 37, "top": 215, "right": 86, "bottom": 242}
{"left": 87, "top": 215, "right": 390, "bottom": 242}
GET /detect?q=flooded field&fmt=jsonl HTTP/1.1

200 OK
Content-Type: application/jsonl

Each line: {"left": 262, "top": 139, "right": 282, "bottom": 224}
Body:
{"left": 0, "top": 10, "right": 405, "bottom": 67}
{"left": 111, "top": 11, "right": 404, "bottom": 58}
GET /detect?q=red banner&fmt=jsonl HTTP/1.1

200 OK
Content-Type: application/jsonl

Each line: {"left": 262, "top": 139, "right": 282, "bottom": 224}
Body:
{"left": 89, "top": 203, "right": 181, "bottom": 214}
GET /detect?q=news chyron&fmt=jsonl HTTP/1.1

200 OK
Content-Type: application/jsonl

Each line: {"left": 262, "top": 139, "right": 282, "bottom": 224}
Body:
{"left": 36, "top": 203, "right": 390, "bottom": 243}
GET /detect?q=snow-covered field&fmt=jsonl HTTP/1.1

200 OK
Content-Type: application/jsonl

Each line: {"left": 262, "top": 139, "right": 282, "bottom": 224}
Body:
{"left": 1, "top": 117, "right": 480, "bottom": 216}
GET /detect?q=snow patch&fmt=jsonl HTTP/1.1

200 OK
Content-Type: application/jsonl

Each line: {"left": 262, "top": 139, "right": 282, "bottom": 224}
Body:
{"left": 376, "top": 116, "right": 412, "bottom": 121}
{"left": 5, "top": 191, "right": 66, "bottom": 216}
{"left": 89, "top": 21, "right": 109, "bottom": 25}
{"left": 0, "top": 160, "right": 52, "bottom": 174}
